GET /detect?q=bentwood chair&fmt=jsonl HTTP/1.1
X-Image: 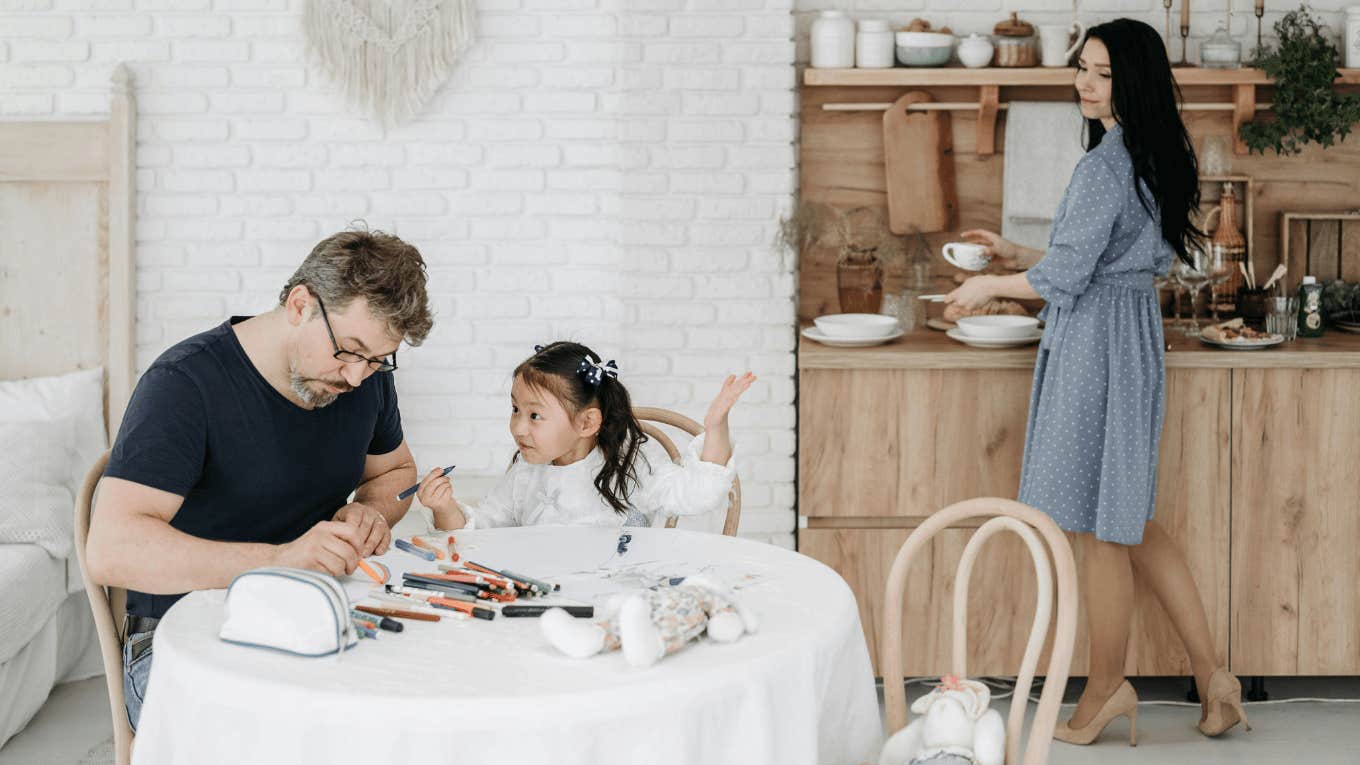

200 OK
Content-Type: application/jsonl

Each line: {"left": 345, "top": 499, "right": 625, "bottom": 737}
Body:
{"left": 881, "top": 497, "right": 1079, "bottom": 765}
{"left": 73, "top": 450, "right": 134, "bottom": 765}
{"left": 633, "top": 406, "right": 742, "bottom": 536}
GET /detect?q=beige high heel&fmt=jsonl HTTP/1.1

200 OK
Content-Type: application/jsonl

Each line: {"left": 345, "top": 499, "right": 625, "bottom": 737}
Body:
{"left": 1198, "top": 668, "right": 1253, "bottom": 737}
{"left": 1054, "top": 679, "right": 1139, "bottom": 746}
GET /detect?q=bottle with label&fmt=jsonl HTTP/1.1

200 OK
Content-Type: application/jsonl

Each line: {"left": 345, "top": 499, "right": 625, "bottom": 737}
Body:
{"left": 1298, "top": 275, "right": 1325, "bottom": 337}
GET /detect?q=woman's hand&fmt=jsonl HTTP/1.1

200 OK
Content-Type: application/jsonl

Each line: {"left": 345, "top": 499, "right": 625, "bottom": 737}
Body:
{"left": 960, "top": 229, "right": 1023, "bottom": 270}
{"left": 945, "top": 275, "right": 996, "bottom": 311}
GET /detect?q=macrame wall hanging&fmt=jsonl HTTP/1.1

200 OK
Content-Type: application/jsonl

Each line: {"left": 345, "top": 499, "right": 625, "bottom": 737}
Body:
{"left": 303, "top": 0, "right": 476, "bottom": 127}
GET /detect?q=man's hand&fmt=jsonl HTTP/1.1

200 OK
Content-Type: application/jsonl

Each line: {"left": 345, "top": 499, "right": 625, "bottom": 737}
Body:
{"left": 274, "top": 521, "right": 365, "bottom": 577}
{"left": 332, "top": 502, "right": 391, "bottom": 557}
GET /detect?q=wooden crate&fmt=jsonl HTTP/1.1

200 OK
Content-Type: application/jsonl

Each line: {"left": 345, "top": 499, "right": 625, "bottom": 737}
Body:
{"left": 1280, "top": 211, "right": 1360, "bottom": 292}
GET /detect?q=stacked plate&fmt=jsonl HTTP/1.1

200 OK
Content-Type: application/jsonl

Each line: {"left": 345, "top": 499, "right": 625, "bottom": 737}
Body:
{"left": 946, "top": 315, "right": 1043, "bottom": 348}
{"left": 802, "top": 313, "right": 904, "bottom": 347}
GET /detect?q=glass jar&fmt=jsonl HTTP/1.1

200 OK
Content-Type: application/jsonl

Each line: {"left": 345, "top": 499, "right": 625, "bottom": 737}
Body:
{"left": 1346, "top": 6, "right": 1360, "bottom": 68}
{"left": 993, "top": 12, "right": 1038, "bottom": 67}
{"left": 1200, "top": 24, "right": 1242, "bottom": 69}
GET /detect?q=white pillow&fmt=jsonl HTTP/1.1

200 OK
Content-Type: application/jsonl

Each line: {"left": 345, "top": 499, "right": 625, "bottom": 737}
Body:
{"left": 0, "top": 418, "right": 78, "bottom": 558}
{"left": 0, "top": 367, "right": 107, "bottom": 495}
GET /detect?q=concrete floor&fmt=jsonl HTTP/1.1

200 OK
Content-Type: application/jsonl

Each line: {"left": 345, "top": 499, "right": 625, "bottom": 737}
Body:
{"left": 3, "top": 674, "right": 1359, "bottom": 763}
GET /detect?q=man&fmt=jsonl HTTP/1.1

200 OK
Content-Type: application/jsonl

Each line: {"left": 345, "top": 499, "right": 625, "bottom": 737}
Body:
{"left": 86, "top": 228, "right": 433, "bottom": 730}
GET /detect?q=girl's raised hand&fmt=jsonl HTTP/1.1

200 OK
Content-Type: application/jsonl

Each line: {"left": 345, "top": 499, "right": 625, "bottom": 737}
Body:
{"left": 704, "top": 372, "right": 756, "bottom": 429}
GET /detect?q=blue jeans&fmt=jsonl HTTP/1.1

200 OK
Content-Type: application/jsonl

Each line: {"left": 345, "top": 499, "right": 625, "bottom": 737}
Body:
{"left": 122, "top": 629, "right": 155, "bottom": 732}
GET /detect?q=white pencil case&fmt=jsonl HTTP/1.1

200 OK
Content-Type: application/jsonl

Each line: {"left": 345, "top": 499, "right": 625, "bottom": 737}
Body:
{"left": 219, "top": 567, "right": 358, "bottom": 657}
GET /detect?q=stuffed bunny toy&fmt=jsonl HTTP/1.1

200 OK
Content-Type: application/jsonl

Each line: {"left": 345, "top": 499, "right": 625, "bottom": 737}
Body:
{"left": 540, "top": 575, "right": 757, "bottom": 667}
{"left": 878, "top": 676, "right": 1005, "bottom": 765}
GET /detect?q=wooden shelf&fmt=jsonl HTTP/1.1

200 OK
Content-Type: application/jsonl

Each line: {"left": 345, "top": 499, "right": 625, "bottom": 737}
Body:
{"left": 798, "top": 327, "right": 1360, "bottom": 370}
{"left": 803, "top": 67, "right": 1360, "bottom": 88}
{"left": 805, "top": 68, "right": 1360, "bottom": 157}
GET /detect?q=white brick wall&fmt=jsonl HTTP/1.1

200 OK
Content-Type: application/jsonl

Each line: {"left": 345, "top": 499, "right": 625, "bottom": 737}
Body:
{"left": 794, "top": 0, "right": 1357, "bottom": 65}
{"left": 2, "top": 0, "right": 800, "bottom": 546}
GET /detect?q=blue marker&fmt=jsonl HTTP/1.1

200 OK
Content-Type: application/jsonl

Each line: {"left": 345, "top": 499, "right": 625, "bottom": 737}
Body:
{"left": 394, "top": 538, "right": 435, "bottom": 561}
{"left": 396, "top": 465, "right": 455, "bottom": 501}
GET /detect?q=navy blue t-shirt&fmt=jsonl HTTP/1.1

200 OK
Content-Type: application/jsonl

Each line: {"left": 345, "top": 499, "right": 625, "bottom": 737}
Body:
{"left": 106, "top": 317, "right": 404, "bottom": 619}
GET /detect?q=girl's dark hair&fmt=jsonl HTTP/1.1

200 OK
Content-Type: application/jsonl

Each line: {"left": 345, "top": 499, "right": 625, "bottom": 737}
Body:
{"left": 1083, "top": 18, "right": 1204, "bottom": 266}
{"left": 514, "top": 341, "right": 647, "bottom": 515}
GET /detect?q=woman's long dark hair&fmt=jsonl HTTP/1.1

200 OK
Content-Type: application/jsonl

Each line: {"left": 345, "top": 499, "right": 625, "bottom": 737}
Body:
{"left": 1084, "top": 19, "right": 1204, "bottom": 266}
{"left": 514, "top": 341, "right": 647, "bottom": 515}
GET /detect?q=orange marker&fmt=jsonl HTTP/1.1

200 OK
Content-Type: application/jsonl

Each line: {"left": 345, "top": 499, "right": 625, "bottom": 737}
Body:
{"left": 446, "top": 535, "right": 457, "bottom": 560}
{"left": 428, "top": 596, "right": 495, "bottom": 620}
{"left": 357, "top": 559, "right": 390, "bottom": 585}
{"left": 409, "top": 536, "right": 446, "bottom": 560}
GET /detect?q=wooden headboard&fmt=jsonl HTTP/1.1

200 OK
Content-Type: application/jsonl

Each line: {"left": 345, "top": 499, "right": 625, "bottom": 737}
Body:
{"left": 0, "top": 64, "right": 136, "bottom": 436}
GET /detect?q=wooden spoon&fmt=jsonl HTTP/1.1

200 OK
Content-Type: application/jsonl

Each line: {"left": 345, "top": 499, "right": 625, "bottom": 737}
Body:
{"left": 1261, "top": 263, "right": 1287, "bottom": 292}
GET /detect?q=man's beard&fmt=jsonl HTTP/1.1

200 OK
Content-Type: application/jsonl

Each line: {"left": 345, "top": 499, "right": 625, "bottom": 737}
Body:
{"left": 289, "top": 367, "right": 351, "bottom": 408}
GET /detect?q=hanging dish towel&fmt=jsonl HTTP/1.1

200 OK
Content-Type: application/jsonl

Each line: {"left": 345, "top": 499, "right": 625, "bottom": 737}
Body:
{"left": 1002, "top": 102, "right": 1086, "bottom": 250}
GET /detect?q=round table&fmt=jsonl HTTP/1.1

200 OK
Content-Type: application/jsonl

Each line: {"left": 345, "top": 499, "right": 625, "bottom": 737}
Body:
{"left": 131, "top": 526, "right": 882, "bottom": 765}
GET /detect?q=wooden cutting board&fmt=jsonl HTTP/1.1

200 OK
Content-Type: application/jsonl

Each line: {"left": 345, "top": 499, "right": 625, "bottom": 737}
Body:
{"left": 883, "top": 90, "right": 957, "bottom": 235}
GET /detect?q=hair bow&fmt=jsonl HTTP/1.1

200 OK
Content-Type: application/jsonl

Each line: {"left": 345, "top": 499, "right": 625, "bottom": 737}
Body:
{"left": 577, "top": 357, "right": 619, "bottom": 387}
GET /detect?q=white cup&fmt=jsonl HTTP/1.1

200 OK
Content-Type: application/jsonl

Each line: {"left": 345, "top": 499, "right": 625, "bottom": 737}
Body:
{"left": 1039, "top": 21, "right": 1085, "bottom": 67}
{"left": 942, "top": 242, "right": 991, "bottom": 271}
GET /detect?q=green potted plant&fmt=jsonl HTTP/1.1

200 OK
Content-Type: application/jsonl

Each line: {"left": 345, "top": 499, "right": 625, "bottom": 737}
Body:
{"left": 1240, "top": 5, "right": 1360, "bottom": 155}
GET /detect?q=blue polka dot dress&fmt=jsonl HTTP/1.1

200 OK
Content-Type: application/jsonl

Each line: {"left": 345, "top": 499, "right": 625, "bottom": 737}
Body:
{"left": 1018, "top": 123, "right": 1175, "bottom": 546}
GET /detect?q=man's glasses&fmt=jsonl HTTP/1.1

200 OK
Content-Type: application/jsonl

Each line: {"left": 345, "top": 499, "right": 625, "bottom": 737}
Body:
{"left": 312, "top": 291, "right": 398, "bottom": 373}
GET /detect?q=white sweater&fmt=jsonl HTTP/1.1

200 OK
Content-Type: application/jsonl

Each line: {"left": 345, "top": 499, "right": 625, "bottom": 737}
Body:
{"left": 449, "top": 434, "right": 735, "bottom": 530}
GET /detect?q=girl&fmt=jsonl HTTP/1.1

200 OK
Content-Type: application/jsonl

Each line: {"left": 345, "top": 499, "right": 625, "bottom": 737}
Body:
{"left": 417, "top": 341, "right": 755, "bottom": 530}
{"left": 946, "top": 20, "right": 1248, "bottom": 744}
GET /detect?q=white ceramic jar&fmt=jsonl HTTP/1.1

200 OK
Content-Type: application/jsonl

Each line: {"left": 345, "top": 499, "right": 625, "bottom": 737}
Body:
{"left": 811, "top": 10, "right": 855, "bottom": 69}
{"left": 1346, "top": 6, "right": 1360, "bottom": 68}
{"left": 957, "top": 34, "right": 994, "bottom": 68}
{"left": 856, "top": 19, "right": 895, "bottom": 68}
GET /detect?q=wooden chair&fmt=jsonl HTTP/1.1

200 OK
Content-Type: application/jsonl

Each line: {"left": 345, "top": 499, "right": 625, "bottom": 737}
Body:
{"left": 633, "top": 407, "right": 741, "bottom": 536}
{"left": 72, "top": 450, "right": 134, "bottom": 765}
{"left": 881, "top": 498, "right": 1078, "bottom": 765}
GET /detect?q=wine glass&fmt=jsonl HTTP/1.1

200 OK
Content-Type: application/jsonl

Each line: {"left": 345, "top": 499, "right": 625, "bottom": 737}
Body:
{"left": 1181, "top": 250, "right": 1213, "bottom": 337}
{"left": 1154, "top": 270, "right": 1178, "bottom": 330}
{"left": 1168, "top": 259, "right": 1192, "bottom": 333}
{"left": 1204, "top": 245, "right": 1234, "bottom": 323}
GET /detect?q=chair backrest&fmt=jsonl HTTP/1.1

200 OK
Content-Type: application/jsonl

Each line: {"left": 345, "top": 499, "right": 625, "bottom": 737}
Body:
{"left": 881, "top": 497, "right": 1078, "bottom": 765}
{"left": 633, "top": 406, "right": 741, "bottom": 536}
{"left": 72, "top": 450, "right": 134, "bottom": 765}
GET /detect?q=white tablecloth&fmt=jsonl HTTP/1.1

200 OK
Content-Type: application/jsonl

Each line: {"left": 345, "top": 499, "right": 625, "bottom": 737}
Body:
{"left": 132, "top": 526, "right": 882, "bottom": 765}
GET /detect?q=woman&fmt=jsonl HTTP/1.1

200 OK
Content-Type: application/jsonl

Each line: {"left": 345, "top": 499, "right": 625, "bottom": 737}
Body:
{"left": 945, "top": 19, "right": 1250, "bottom": 744}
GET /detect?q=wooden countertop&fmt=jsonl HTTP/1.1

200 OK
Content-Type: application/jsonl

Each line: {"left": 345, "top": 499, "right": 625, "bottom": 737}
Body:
{"left": 798, "top": 325, "right": 1360, "bottom": 370}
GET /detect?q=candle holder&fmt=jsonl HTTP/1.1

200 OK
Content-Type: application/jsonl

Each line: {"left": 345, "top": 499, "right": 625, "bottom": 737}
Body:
{"left": 1254, "top": 4, "right": 1265, "bottom": 56}
{"left": 1176, "top": 23, "right": 1192, "bottom": 66}
{"left": 1164, "top": 0, "right": 1175, "bottom": 53}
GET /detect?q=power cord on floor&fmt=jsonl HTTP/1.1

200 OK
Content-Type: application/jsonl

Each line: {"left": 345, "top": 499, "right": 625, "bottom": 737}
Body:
{"left": 884, "top": 676, "right": 1360, "bottom": 708}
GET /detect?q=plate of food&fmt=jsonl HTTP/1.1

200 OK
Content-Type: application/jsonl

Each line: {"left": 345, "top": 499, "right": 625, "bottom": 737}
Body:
{"left": 1199, "top": 318, "right": 1284, "bottom": 349}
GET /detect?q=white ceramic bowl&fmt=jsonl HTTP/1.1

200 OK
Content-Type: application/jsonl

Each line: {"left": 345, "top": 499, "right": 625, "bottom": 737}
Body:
{"left": 894, "top": 31, "right": 955, "bottom": 67}
{"left": 954, "top": 315, "right": 1040, "bottom": 340}
{"left": 814, "top": 313, "right": 900, "bottom": 338}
